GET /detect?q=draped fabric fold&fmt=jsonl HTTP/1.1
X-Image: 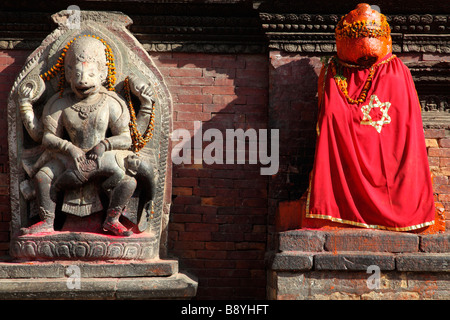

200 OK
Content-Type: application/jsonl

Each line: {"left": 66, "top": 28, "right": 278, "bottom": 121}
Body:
{"left": 306, "top": 54, "right": 435, "bottom": 231}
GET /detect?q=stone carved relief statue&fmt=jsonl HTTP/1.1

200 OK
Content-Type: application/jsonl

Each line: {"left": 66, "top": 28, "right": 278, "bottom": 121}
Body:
{"left": 8, "top": 11, "right": 172, "bottom": 260}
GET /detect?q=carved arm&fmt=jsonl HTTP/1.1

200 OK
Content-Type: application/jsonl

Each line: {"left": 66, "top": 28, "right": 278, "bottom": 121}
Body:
{"left": 42, "top": 111, "right": 85, "bottom": 162}
{"left": 16, "top": 75, "right": 46, "bottom": 142}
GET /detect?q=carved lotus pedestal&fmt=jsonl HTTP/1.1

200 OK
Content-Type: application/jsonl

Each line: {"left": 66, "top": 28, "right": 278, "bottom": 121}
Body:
{"left": 10, "top": 232, "right": 158, "bottom": 260}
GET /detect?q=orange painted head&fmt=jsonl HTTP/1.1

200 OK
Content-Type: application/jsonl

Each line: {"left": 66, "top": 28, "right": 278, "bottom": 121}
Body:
{"left": 335, "top": 3, "right": 392, "bottom": 66}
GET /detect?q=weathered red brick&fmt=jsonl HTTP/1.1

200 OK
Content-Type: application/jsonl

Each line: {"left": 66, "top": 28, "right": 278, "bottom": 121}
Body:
{"left": 185, "top": 223, "right": 219, "bottom": 232}
{"left": 439, "top": 138, "right": 450, "bottom": 148}
{"left": 178, "top": 231, "right": 212, "bottom": 241}
{"left": 202, "top": 86, "right": 236, "bottom": 95}
{"left": 428, "top": 148, "right": 450, "bottom": 157}
{"left": 424, "top": 129, "right": 446, "bottom": 139}
{"left": 176, "top": 111, "right": 211, "bottom": 122}
{"left": 440, "top": 157, "right": 450, "bottom": 167}
{"left": 169, "top": 67, "right": 203, "bottom": 77}
{"left": 175, "top": 94, "right": 212, "bottom": 104}
{"left": 172, "top": 187, "right": 193, "bottom": 196}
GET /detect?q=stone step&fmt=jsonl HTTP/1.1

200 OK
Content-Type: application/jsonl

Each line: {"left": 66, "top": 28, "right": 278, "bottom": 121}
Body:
{"left": 271, "top": 251, "right": 450, "bottom": 272}
{"left": 0, "top": 272, "right": 198, "bottom": 299}
{"left": 0, "top": 259, "right": 178, "bottom": 278}
{"left": 278, "top": 229, "right": 450, "bottom": 253}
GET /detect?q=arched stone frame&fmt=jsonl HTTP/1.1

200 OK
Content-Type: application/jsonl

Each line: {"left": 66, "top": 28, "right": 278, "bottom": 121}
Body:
{"left": 7, "top": 10, "right": 173, "bottom": 260}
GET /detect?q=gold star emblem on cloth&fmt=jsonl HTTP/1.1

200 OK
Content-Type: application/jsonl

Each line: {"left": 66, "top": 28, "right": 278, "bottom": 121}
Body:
{"left": 360, "top": 95, "right": 391, "bottom": 133}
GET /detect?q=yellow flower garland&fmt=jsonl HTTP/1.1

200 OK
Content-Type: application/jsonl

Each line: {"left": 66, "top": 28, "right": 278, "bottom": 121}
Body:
{"left": 123, "top": 76, "right": 156, "bottom": 153}
{"left": 330, "top": 54, "right": 396, "bottom": 104}
{"left": 335, "top": 16, "right": 390, "bottom": 40}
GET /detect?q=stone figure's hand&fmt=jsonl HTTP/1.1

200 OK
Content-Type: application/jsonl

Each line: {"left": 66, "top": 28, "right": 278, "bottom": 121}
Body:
{"left": 86, "top": 142, "right": 106, "bottom": 160}
{"left": 17, "top": 75, "right": 45, "bottom": 106}
{"left": 69, "top": 145, "right": 86, "bottom": 163}
{"left": 18, "top": 83, "right": 35, "bottom": 106}
{"left": 129, "top": 75, "right": 155, "bottom": 105}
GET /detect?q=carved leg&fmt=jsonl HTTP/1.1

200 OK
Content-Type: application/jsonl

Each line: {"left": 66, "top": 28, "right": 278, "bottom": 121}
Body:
{"left": 103, "top": 208, "right": 133, "bottom": 236}
{"left": 133, "top": 157, "right": 156, "bottom": 201}
{"left": 20, "top": 207, "right": 55, "bottom": 235}
{"left": 20, "top": 169, "right": 56, "bottom": 235}
{"left": 53, "top": 169, "right": 85, "bottom": 191}
{"left": 102, "top": 175, "right": 136, "bottom": 236}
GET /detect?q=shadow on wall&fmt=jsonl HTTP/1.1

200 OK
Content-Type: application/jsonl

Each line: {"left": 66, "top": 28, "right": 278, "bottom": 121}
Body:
{"left": 268, "top": 52, "right": 322, "bottom": 202}
{"left": 164, "top": 53, "right": 270, "bottom": 299}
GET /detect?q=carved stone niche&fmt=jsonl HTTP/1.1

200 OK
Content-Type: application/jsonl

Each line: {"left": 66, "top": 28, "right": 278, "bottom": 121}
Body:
{"left": 2, "top": 9, "right": 197, "bottom": 300}
{"left": 7, "top": 10, "right": 173, "bottom": 262}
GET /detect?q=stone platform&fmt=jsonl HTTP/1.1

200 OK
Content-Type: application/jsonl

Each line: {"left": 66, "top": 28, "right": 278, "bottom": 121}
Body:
{"left": 268, "top": 228, "right": 450, "bottom": 300}
{"left": 0, "top": 259, "right": 197, "bottom": 299}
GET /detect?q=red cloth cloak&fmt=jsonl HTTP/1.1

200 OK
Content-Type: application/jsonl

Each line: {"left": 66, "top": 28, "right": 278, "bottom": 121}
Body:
{"left": 306, "top": 53, "right": 435, "bottom": 231}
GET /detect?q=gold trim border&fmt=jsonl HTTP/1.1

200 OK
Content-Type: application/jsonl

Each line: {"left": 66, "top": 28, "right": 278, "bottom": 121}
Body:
{"left": 305, "top": 213, "right": 435, "bottom": 232}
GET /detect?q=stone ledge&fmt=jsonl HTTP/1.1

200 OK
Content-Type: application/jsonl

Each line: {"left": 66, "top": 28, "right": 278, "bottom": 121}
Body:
{"left": 0, "top": 272, "right": 198, "bottom": 300}
{"left": 323, "top": 229, "right": 419, "bottom": 253}
{"left": 271, "top": 251, "right": 313, "bottom": 271}
{"left": 420, "top": 233, "right": 450, "bottom": 253}
{"left": 397, "top": 253, "right": 450, "bottom": 272}
{"left": 278, "top": 230, "right": 325, "bottom": 252}
{"left": 270, "top": 251, "right": 450, "bottom": 272}
{"left": 0, "top": 259, "right": 178, "bottom": 278}
{"left": 278, "top": 229, "right": 450, "bottom": 253}
{"left": 314, "top": 252, "right": 396, "bottom": 271}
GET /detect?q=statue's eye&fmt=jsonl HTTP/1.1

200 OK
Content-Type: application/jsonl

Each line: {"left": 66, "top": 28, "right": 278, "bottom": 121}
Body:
{"left": 89, "top": 73, "right": 95, "bottom": 78}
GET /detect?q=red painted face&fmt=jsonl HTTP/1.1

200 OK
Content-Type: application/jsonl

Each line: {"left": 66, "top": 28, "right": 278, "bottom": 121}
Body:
{"left": 335, "top": 3, "right": 392, "bottom": 66}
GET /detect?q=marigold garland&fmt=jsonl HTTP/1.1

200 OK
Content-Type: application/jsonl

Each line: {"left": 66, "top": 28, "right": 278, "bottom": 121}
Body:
{"left": 330, "top": 54, "right": 397, "bottom": 104}
{"left": 40, "top": 34, "right": 116, "bottom": 97}
{"left": 335, "top": 15, "right": 391, "bottom": 40}
{"left": 123, "top": 76, "right": 156, "bottom": 153}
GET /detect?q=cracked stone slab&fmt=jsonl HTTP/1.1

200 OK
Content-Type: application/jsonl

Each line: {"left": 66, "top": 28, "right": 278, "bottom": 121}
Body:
{"left": 0, "top": 259, "right": 178, "bottom": 279}
{"left": 314, "top": 252, "right": 396, "bottom": 271}
{"left": 0, "top": 272, "right": 197, "bottom": 299}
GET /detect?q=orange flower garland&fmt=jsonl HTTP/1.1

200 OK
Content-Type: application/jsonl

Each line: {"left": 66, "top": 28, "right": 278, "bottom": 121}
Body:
{"left": 40, "top": 34, "right": 116, "bottom": 96}
{"left": 335, "top": 16, "right": 390, "bottom": 40}
{"left": 330, "top": 54, "right": 396, "bottom": 105}
{"left": 123, "top": 76, "right": 156, "bottom": 153}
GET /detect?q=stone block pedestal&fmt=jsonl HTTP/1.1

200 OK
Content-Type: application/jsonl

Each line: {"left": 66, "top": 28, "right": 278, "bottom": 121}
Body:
{"left": 0, "top": 258, "right": 197, "bottom": 299}
{"left": 268, "top": 229, "right": 450, "bottom": 300}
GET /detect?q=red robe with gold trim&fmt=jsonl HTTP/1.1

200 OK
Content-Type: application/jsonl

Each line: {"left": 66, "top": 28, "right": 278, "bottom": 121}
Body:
{"left": 307, "top": 53, "right": 435, "bottom": 231}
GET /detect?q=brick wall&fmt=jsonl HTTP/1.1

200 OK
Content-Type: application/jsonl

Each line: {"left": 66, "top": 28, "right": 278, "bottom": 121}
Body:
{"left": 426, "top": 128, "right": 450, "bottom": 229}
{"left": 151, "top": 52, "right": 269, "bottom": 299}
{"left": 0, "top": 48, "right": 448, "bottom": 299}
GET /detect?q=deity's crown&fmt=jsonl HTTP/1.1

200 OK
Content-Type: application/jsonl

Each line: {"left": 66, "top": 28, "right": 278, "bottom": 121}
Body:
{"left": 335, "top": 3, "right": 391, "bottom": 40}
{"left": 65, "top": 36, "right": 107, "bottom": 68}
